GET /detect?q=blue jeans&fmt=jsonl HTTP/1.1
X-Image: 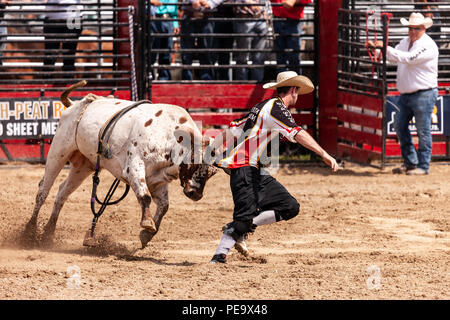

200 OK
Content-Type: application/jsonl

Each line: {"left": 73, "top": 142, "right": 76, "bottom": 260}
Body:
{"left": 214, "top": 20, "right": 234, "bottom": 80}
{"left": 151, "top": 19, "right": 173, "bottom": 80}
{"left": 180, "top": 15, "right": 214, "bottom": 81}
{"left": 233, "top": 20, "right": 267, "bottom": 82}
{"left": 394, "top": 88, "right": 438, "bottom": 172}
{"left": 273, "top": 19, "right": 302, "bottom": 74}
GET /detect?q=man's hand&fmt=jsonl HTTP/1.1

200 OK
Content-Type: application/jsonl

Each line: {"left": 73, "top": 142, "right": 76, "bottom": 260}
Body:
{"left": 322, "top": 153, "right": 340, "bottom": 172}
{"left": 294, "top": 130, "right": 340, "bottom": 173}
{"left": 366, "top": 40, "right": 383, "bottom": 49}
{"left": 151, "top": 0, "right": 162, "bottom": 6}
{"left": 192, "top": 0, "right": 202, "bottom": 9}
{"left": 200, "top": 0, "right": 210, "bottom": 9}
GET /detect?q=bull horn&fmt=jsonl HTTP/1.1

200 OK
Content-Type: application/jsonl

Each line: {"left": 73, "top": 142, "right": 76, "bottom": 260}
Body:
{"left": 60, "top": 80, "right": 87, "bottom": 108}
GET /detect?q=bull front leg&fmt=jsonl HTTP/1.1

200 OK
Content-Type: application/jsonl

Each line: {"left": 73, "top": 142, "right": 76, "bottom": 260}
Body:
{"left": 139, "top": 183, "right": 169, "bottom": 249}
{"left": 124, "top": 159, "right": 157, "bottom": 233}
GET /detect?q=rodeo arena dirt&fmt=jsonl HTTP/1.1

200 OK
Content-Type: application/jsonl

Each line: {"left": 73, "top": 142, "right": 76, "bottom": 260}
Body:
{"left": 0, "top": 0, "right": 449, "bottom": 305}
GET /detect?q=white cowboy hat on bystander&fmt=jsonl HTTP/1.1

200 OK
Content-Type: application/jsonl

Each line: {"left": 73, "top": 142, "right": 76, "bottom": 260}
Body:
{"left": 400, "top": 12, "right": 433, "bottom": 29}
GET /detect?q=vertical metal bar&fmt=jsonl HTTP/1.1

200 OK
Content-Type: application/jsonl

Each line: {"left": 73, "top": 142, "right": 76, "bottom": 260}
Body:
{"left": 313, "top": 0, "right": 319, "bottom": 140}
{"left": 97, "top": 0, "right": 102, "bottom": 79}
{"left": 381, "top": 13, "right": 388, "bottom": 170}
{"left": 40, "top": 88, "right": 45, "bottom": 163}
{"left": 147, "top": 0, "right": 153, "bottom": 100}
{"left": 113, "top": 0, "right": 118, "bottom": 88}
{"left": 137, "top": 0, "right": 146, "bottom": 100}
{"left": 142, "top": 0, "right": 151, "bottom": 100}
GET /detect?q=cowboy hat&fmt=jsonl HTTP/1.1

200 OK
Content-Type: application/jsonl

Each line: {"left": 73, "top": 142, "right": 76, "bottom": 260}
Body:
{"left": 400, "top": 12, "right": 433, "bottom": 29}
{"left": 263, "top": 71, "right": 314, "bottom": 95}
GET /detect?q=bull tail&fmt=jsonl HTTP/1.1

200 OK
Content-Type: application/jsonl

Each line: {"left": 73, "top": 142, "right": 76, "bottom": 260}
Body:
{"left": 61, "top": 80, "right": 88, "bottom": 108}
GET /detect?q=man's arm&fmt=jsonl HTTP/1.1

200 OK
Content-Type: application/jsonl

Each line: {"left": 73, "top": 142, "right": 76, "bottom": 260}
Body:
{"left": 386, "top": 44, "right": 438, "bottom": 65}
{"left": 294, "top": 129, "right": 339, "bottom": 172}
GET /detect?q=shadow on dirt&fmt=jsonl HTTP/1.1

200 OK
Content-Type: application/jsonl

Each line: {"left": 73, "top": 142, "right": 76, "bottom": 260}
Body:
{"left": 1, "top": 229, "right": 196, "bottom": 267}
{"left": 279, "top": 165, "right": 382, "bottom": 177}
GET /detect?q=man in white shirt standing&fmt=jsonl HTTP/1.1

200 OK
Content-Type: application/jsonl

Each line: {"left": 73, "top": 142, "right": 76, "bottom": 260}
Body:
{"left": 369, "top": 12, "right": 439, "bottom": 175}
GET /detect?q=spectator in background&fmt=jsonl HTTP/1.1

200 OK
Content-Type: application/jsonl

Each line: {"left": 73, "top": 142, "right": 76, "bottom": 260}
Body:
{"left": 214, "top": 0, "right": 234, "bottom": 80}
{"left": 150, "top": 0, "right": 180, "bottom": 80}
{"left": 180, "top": 0, "right": 223, "bottom": 80}
{"left": 43, "top": 0, "right": 83, "bottom": 78}
{"left": 270, "top": 0, "right": 312, "bottom": 75}
{"left": 233, "top": 0, "right": 267, "bottom": 82}
{"left": 414, "top": 0, "right": 441, "bottom": 45}
{"left": 0, "top": 0, "right": 10, "bottom": 64}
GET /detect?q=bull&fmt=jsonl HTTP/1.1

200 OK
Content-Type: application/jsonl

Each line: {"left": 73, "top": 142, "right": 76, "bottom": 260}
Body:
{"left": 24, "top": 81, "right": 218, "bottom": 249}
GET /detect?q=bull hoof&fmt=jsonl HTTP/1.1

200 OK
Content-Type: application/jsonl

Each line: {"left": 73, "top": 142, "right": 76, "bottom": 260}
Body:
{"left": 83, "top": 230, "right": 98, "bottom": 247}
{"left": 140, "top": 219, "right": 156, "bottom": 233}
{"left": 139, "top": 229, "right": 155, "bottom": 249}
{"left": 40, "top": 233, "right": 55, "bottom": 248}
{"left": 20, "top": 221, "right": 39, "bottom": 247}
{"left": 41, "top": 225, "right": 56, "bottom": 247}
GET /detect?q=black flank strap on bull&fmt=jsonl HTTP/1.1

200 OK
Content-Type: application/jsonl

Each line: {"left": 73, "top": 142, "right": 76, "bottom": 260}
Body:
{"left": 89, "top": 100, "right": 151, "bottom": 237}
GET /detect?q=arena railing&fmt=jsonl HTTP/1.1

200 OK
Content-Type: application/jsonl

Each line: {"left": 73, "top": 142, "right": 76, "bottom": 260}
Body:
{"left": 145, "top": 1, "right": 316, "bottom": 86}
{"left": 0, "top": 0, "right": 318, "bottom": 163}
{"left": 143, "top": 1, "right": 318, "bottom": 161}
{"left": 0, "top": 0, "right": 134, "bottom": 93}
{"left": 0, "top": 0, "right": 136, "bottom": 162}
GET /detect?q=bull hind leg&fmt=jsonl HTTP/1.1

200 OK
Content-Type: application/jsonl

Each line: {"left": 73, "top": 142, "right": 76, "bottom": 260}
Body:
{"left": 23, "top": 149, "right": 75, "bottom": 245}
{"left": 41, "top": 156, "right": 94, "bottom": 245}
{"left": 140, "top": 183, "right": 169, "bottom": 249}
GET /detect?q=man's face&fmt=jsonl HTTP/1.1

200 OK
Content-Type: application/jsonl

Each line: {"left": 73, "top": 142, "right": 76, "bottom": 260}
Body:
{"left": 408, "top": 25, "right": 426, "bottom": 43}
{"left": 289, "top": 87, "right": 299, "bottom": 106}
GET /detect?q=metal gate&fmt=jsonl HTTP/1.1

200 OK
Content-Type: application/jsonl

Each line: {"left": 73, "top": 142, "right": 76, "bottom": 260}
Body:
{"left": 0, "top": 0, "right": 137, "bottom": 162}
{"left": 337, "top": 2, "right": 389, "bottom": 166}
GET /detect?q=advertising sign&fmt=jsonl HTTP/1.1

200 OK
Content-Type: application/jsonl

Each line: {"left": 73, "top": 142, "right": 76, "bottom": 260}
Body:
{"left": 386, "top": 95, "right": 449, "bottom": 136}
{"left": 0, "top": 99, "right": 67, "bottom": 139}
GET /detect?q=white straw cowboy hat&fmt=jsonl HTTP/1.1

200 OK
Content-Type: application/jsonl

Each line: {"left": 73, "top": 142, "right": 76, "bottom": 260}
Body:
{"left": 263, "top": 71, "right": 314, "bottom": 95}
{"left": 400, "top": 12, "right": 433, "bottom": 29}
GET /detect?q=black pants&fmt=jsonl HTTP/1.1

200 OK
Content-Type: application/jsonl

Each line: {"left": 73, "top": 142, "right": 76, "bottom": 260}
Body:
{"left": 229, "top": 166, "right": 300, "bottom": 236}
{"left": 43, "top": 18, "right": 82, "bottom": 76}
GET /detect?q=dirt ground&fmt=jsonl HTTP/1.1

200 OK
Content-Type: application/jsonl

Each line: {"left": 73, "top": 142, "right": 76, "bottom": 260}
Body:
{"left": 0, "top": 161, "right": 449, "bottom": 300}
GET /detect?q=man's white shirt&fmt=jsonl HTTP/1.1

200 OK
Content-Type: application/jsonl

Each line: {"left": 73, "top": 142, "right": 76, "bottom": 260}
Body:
{"left": 386, "top": 33, "right": 438, "bottom": 94}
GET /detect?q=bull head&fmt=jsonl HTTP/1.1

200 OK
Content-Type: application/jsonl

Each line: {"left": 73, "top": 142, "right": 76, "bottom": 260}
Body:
{"left": 174, "top": 127, "right": 218, "bottom": 201}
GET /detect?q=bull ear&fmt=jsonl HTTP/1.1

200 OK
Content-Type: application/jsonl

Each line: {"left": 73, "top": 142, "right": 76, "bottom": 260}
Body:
{"left": 173, "top": 126, "right": 203, "bottom": 165}
{"left": 174, "top": 126, "right": 202, "bottom": 145}
{"left": 174, "top": 126, "right": 194, "bottom": 144}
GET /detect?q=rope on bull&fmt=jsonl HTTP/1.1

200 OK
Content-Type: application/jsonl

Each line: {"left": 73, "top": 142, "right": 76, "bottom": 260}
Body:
{"left": 86, "top": 99, "right": 151, "bottom": 244}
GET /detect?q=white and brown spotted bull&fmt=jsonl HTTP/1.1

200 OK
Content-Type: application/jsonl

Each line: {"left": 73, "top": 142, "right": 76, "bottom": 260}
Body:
{"left": 24, "top": 81, "right": 218, "bottom": 248}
